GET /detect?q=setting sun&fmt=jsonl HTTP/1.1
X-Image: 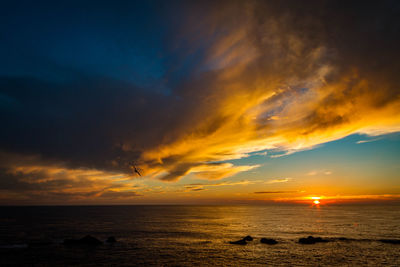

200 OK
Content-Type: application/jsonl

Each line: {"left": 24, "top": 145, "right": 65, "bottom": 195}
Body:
{"left": 311, "top": 197, "right": 321, "bottom": 205}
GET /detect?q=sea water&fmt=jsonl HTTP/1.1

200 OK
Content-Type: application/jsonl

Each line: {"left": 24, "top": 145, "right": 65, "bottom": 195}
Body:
{"left": 0, "top": 204, "right": 399, "bottom": 266}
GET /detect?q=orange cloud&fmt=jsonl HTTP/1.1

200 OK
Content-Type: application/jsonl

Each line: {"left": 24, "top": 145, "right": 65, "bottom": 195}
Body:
{"left": 135, "top": 2, "right": 400, "bottom": 182}
{"left": 0, "top": 152, "right": 141, "bottom": 204}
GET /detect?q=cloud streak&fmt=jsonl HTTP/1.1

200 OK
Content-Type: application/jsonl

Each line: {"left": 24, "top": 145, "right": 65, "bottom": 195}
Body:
{"left": 307, "top": 170, "right": 332, "bottom": 176}
{"left": 266, "top": 178, "right": 292, "bottom": 184}
{"left": 183, "top": 180, "right": 259, "bottom": 192}
{"left": 356, "top": 137, "right": 382, "bottom": 144}
{"left": 254, "top": 191, "right": 297, "bottom": 194}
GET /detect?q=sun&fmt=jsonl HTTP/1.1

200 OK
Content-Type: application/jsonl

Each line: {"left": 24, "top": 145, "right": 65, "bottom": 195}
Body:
{"left": 311, "top": 196, "right": 321, "bottom": 205}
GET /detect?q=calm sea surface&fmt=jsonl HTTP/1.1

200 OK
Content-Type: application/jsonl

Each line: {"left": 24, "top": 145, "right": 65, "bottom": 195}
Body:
{"left": 0, "top": 204, "right": 399, "bottom": 266}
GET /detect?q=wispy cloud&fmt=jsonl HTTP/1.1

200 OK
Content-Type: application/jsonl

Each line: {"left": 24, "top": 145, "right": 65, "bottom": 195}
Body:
{"left": 265, "top": 178, "right": 292, "bottom": 184}
{"left": 254, "top": 191, "right": 296, "bottom": 194}
{"left": 307, "top": 170, "right": 332, "bottom": 176}
{"left": 157, "top": 163, "right": 260, "bottom": 182}
{"left": 185, "top": 180, "right": 259, "bottom": 188}
{"left": 356, "top": 137, "right": 382, "bottom": 144}
{"left": 184, "top": 187, "right": 207, "bottom": 192}
{"left": 183, "top": 179, "right": 261, "bottom": 192}
{"left": 252, "top": 151, "right": 268, "bottom": 156}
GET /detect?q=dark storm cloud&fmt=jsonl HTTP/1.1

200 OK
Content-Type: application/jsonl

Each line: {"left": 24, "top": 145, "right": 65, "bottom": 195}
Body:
{"left": 1, "top": 0, "right": 400, "bottom": 201}
{"left": 0, "top": 76, "right": 175, "bottom": 171}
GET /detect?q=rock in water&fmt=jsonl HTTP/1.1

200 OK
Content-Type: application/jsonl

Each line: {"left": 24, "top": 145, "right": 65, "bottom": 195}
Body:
{"left": 229, "top": 239, "right": 247, "bottom": 245}
{"left": 380, "top": 239, "right": 400, "bottom": 244}
{"left": 106, "top": 236, "right": 117, "bottom": 243}
{"left": 63, "top": 235, "right": 102, "bottom": 246}
{"left": 260, "top": 238, "right": 278, "bottom": 245}
{"left": 79, "top": 235, "right": 103, "bottom": 246}
{"left": 299, "top": 236, "right": 328, "bottom": 244}
{"left": 243, "top": 235, "right": 253, "bottom": 241}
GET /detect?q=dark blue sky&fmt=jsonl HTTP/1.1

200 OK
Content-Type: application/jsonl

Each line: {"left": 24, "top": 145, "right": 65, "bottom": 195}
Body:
{"left": 0, "top": 1, "right": 171, "bottom": 85}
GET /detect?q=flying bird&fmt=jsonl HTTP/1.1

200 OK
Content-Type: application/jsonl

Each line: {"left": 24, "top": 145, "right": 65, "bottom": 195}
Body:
{"left": 129, "top": 162, "right": 142, "bottom": 176}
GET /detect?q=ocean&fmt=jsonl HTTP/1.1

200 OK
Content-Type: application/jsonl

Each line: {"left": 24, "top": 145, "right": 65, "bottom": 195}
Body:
{"left": 0, "top": 204, "right": 399, "bottom": 266}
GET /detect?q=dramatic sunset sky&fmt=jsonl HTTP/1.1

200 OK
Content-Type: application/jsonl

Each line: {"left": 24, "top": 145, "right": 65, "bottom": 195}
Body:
{"left": 1, "top": 0, "right": 399, "bottom": 204}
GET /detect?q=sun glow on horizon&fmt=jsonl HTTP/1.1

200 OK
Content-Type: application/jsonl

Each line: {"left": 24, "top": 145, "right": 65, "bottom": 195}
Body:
{"left": 311, "top": 196, "right": 321, "bottom": 205}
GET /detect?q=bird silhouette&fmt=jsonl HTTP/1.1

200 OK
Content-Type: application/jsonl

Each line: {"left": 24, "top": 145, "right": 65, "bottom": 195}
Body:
{"left": 129, "top": 162, "right": 142, "bottom": 176}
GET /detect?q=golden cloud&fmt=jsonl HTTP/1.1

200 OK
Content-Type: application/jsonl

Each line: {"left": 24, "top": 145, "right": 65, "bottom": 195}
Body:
{"left": 0, "top": 152, "right": 141, "bottom": 203}
{"left": 134, "top": 1, "right": 400, "bottom": 182}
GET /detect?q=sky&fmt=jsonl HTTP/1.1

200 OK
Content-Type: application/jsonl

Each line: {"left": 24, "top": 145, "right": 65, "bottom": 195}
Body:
{"left": 0, "top": 0, "right": 399, "bottom": 205}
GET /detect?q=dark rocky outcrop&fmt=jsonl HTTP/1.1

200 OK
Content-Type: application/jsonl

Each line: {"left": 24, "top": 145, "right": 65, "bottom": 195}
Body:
{"left": 243, "top": 235, "right": 253, "bottom": 241}
{"left": 299, "top": 236, "right": 328, "bottom": 244}
{"left": 380, "top": 239, "right": 400, "bottom": 244}
{"left": 260, "top": 238, "right": 278, "bottom": 245}
{"left": 229, "top": 235, "right": 254, "bottom": 245}
{"left": 229, "top": 239, "right": 247, "bottom": 245}
{"left": 106, "top": 236, "right": 117, "bottom": 243}
{"left": 63, "top": 235, "right": 102, "bottom": 246}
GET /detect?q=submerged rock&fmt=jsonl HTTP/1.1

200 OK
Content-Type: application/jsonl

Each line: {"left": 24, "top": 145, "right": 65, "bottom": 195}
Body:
{"left": 106, "top": 236, "right": 117, "bottom": 243}
{"left": 243, "top": 235, "right": 253, "bottom": 241}
{"left": 299, "top": 236, "right": 328, "bottom": 244}
{"left": 63, "top": 235, "right": 102, "bottom": 246}
{"left": 229, "top": 239, "right": 247, "bottom": 245}
{"left": 380, "top": 239, "right": 400, "bottom": 244}
{"left": 260, "top": 238, "right": 278, "bottom": 245}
